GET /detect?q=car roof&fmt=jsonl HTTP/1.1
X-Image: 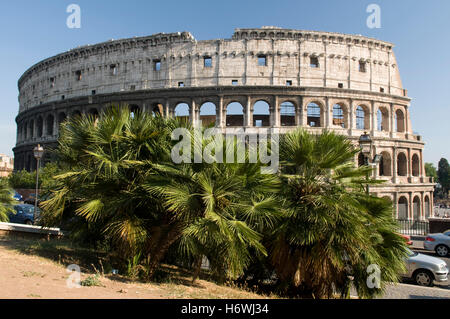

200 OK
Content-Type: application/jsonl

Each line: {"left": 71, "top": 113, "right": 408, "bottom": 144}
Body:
{"left": 14, "top": 204, "right": 34, "bottom": 208}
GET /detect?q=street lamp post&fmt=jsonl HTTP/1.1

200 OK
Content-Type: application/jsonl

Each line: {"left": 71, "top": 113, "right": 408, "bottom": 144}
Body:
{"left": 33, "top": 144, "right": 44, "bottom": 224}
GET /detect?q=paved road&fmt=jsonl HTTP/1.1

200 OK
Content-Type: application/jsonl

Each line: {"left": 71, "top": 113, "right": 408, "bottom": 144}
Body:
{"left": 377, "top": 238, "right": 450, "bottom": 299}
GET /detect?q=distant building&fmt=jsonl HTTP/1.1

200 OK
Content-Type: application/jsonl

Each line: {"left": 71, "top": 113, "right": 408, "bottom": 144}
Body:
{"left": 0, "top": 154, "right": 14, "bottom": 177}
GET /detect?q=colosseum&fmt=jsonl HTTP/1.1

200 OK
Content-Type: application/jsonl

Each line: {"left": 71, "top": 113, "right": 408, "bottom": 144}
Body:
{"left": 13, "top": 27, "right": 435, "bottom": 221}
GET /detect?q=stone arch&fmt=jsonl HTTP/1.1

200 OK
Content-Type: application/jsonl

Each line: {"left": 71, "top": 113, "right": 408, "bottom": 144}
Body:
{"left": 412, "top": 154, "right": 420, "bottom": 177}
{"left": 355, "top": 104, "right": 370, "bottom": 130}
{"left": 397, "top": 152, "right": 407, "bottom": 176}
{"left": 151, "top": 103, "right": 164, "bottom": 117}
{"left": 413, "top": 196, "right": 421, "bottom": 220}
{"left": 280, "top": 101, "right": 296, "bottom": 126}
{"left": 129, "top": 104, "right": 140, "bottom": 118}
{"left": 332, "top": 103, "right": 348, "bottom": 128}
{"left": 395, "top": 109, "right": 405, "bottom": 132}
{"left": 253, "top": 100, "right": 270, "bottom": 127}
{"left": 174, "top": 103, "right": 190, "bottom": 122}
{"left": 306, "top": 102, "right": 323, "bottom": 127}
{"left": 58, "top": 112, "right": 67, "bottom": 125}
{"left": 379, "top": 151, "right": 392, "bottom": 176}
{"left": 377, "top": 106, "right": 389, "bottom": 131}
{"left": 46, "top": 114, "right": 54, "bottom": 136}
{"left": 358, "top": 152, "right": 365, "bottom": 167}
{"left": 71, "top": 110, "right": 82, "bottom": 118}
{"left": 199, "top": 102, "right": 216, "bottom": 127}
{"left": 37, "top": 116, "right": 43, "bottom": 138}
{"left": 398, "top": 196, "right": 409, "bottom": 220}
{"left": 226, "top": 101, "right": 244, "bottom": 127}
{"left": 28, "top": 120, "right": 34, "bottom": 138}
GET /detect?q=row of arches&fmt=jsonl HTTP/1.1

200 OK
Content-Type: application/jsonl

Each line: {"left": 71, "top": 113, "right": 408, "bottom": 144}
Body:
{"left": 365, "top": 151, "right": 422, "bottom": 178}
{"left": 397, "top": 195, "right": 431, "bottom": 220}
{"left": 16, "top": 97, "right": 409, "bottom": 143}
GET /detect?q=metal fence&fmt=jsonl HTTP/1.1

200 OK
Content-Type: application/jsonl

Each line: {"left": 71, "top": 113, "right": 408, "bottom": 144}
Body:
{"left": 397, "top": 219, "right": 429, "bottom": 236}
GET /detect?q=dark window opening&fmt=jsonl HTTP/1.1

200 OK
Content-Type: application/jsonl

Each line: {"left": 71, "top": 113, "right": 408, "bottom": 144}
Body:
{"left": 61, "top": 95, "right": 65, "bottom": 100}
{"left": 310, "top": 57, "right": 319, "bottom": 68}
{"left": 76, "top": 70, "right": 82, "bottom": 81}
{"left": 178, "top": 82, "right": 185, "bottom": 87}
{"left": 130, "top": 85, "right": 136, "bottom": 91}
{"left": 232, "top": 80, "right": 238, "bottom": 86}
{"left": 258, "top": 55, "right": 267, "bottom": 66}
{"left": 359, "top": 61, "right": 366, "bottom": 73}
{"left": 380, "top": 87, "right": 385, "bottom": 93}
{"left": 110, "top": 64, "right": 117, "bottom": 76}
{"left": 204, "top": 57, "right": 212, "bottom": 68}
{"left": 50, "top": 77, "right": 55, "bottom": 88}
{"left": 338, "top": 83, "right": 344, "bottom": 88}
{"left": 91, "top": 90, "right": 96, "bottom": 95}
{"left": 154, "top": 60, "right": 161, "bottom": 71}
{"left": 286, "top": 80, "right": 292, "bottom": 86}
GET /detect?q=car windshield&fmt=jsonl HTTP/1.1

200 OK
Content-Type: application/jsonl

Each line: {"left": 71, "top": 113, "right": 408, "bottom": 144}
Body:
{"left": 406, "top": 248, "right": 418, "bottom": 257}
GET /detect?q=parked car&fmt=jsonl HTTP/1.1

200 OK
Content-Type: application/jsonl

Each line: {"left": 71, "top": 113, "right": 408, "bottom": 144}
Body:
{"left": 423, "top": 230, "right": 450, "bottom": 257}
{"left": 402, "top": 248, "right": 448, "bottom": 287}
{"left": 7, "top": 204, "right": 40, "bottom": 225}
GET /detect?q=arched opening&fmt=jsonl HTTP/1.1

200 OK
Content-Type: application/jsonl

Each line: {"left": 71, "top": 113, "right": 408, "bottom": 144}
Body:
{"left": 412, "top": 154, "right": 420, "bottom": 177}
{"left": 71, "top": 110, "right": 82, "bottom": 118}
{"left": 280, "top": 101, "right": 295, "bottom": 126}
{"left": 23, "top": 122, "right": 27, "bottom": 141}
{"left": 424, "top": 196, "right": 431, "bottom": 218}
{"left": 397, "top": 153, "right": 407, "bottom": 176}
{"left": 358, "top": 152, "right": 366, "bottom": 167}
{"left": 377, "top": 107, "right": 389, "bottom": 131}
{"left": 28, "top": 120, "right": 34, "bottom": 138}
{"left": 413, "top": 196, "right": 421, "bottom": 220}
{"left": 37, "top": 117, "right": 43, "bottom": 138}
{"left": 129, "top": 104, "right": 140, "bottom": 118}
{"left": 151, "top": 103, "right": 164, "bottom": 117}
{"left": 307, "top": 102, "right": 322, "bottom": 127}
{"left": 58, "top": 113, "right": 67, "bottom": 126}
{"left": 395, "top": 109, "right": 405, "bottom": 132}
{"left": 379, "top": 151, "right": 392, "bottom": 176}
{"left": 253, "top": 100, "right": 270, "bottom": 127}
{"left": 174, "top": 103, "right": 190, "bottom": 123}
{"left": 199, "top": 102, "right": 216, "bottom": 127}
{"left": 226, "top": 102, "right": 244, "bottom": 127}
{"left": 332, "top": 103, "right": 347, "bottom": 128}
{"left": 398, "top": 197, "right": 409, "bottom": 220}
{"left": 46, "top": 115, "right": 54, "bottom": 136}
{"left": 356, "top": 106, "right": 368, "bottom": 130}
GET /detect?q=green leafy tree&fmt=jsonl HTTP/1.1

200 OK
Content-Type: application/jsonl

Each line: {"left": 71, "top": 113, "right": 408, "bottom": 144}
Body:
{"left": 8, "top": 169, "right": 35, "bottom": 189}
{"left": 425, "top": 163, "right": 437, "bottom": 181}
{"left": 0, "top": 178, "right": 15, "bottom": 221}
{"left": 265, "top": 129, "right": 408, "bottom": 299}
{"left": 438, "top": 158, "right": 450, "bottom": 197}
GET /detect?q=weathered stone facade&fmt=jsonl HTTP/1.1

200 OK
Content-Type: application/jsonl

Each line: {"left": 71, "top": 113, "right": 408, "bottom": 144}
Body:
{"left": 13, "top": 27, "right": 434, "bottom": 220}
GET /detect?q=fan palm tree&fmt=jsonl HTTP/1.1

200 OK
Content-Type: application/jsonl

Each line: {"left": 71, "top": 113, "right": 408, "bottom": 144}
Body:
{"left": 41, "top": 106, "right": 279, "bottom": 280}
{"left": 0, "top": 178, "right": 15, "bottom": 222}
{"left": 268, "top": 129, "right": 408, "bottom": 298}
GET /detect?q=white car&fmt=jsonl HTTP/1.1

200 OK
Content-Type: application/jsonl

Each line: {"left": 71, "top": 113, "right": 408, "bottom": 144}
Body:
{"left": 403, "top": 248, "right": 448, "bottom": 286}
{"left": 424, "top": 230, "right": 450, "bottom": 257}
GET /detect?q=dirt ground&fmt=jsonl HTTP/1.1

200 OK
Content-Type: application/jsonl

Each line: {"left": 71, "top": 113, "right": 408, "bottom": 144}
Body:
{"left": 0, "top": 237, "right": 265, "bottom": 299}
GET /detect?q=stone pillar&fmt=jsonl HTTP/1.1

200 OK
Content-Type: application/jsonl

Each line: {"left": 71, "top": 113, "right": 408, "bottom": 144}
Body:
{"left": 245, "top": 96, "right": 252, "bottom": 127}
{"left": 165, "top": 100, "right": 170, "bottom": 118}
{"left": 190, "top": 99, "right": 197, "bottom": 127}
{"left": 370, "top": 101, "right": 376, "bottom": 136}
{"left": 389, "top": 103, "right": 395, "bottom": 138}
{"left": 296, "top": 97, "right": 303, "bottom": 126}
{"left": 217, "top": 96, "right": 224, "bottom": 128}
{"left": 53, "top": 114, "right": 58, "bottom": 137}
{"left": 273, "top": 96, "right": 280, "bottom": 127}
{"left": 325, "top": 97, "right": 332, "bottom": 128}
{"left": 408, "top": 193, "right": 413, "bottom": 220}
{"left": 349, "top": 99, "right": 355, "bottom": 133}
{"left": 393, "top": 147, "right": 398, "bottom": 184}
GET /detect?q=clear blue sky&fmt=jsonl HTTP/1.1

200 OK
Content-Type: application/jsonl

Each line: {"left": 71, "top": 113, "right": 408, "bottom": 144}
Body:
{"left": 0, "top": 0, "right": 449, "bottom": 166}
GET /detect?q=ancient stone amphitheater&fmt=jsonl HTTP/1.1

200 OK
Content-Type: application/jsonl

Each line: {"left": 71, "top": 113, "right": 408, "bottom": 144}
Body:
{"left": 13, "top": 27, "right": 434, "bottom": 221}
